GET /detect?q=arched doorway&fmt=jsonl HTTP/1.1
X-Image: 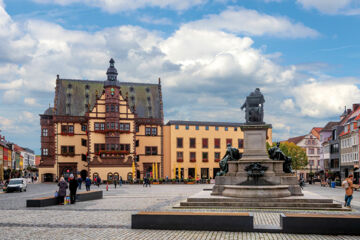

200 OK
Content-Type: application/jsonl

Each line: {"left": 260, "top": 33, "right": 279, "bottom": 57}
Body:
{"left": 114, "top": 172, "right": 119, "bottom": 181}
{"left": 80, "top": 170, "right": 87, "bottom": 180}
{"left": 93, "top": 172, "right": 99, "bottom": 181}
{"left": 43, "top": 173, "right": 54, "bottom": 182}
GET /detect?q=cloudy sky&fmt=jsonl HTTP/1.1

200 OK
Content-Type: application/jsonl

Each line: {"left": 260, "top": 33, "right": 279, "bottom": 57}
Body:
{"left": 0, "top": 0, "right": 360, "bottom": 154}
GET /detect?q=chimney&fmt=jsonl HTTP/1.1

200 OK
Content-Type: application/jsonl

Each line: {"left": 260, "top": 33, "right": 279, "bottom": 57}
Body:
{"left": 353, "top": 103, "right": 360, "bottom": 111}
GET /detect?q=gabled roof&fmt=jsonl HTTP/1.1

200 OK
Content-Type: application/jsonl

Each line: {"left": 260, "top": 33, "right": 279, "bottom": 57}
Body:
{"left": 286, "top": 135, "right": 306, "bottom": 144}
{"left": 320, "top": 121, "right": 339, "bottom": 132}
{"left": 53, "top": 79, "right": 162, "bottom": 119}
{"left": 311, "top": 127, "right": 322, "bottom": 139}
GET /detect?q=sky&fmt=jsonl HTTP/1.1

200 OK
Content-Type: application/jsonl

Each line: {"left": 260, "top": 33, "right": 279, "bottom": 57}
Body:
{"left": 0, "top": 0, "right": 360, "bottom": 154}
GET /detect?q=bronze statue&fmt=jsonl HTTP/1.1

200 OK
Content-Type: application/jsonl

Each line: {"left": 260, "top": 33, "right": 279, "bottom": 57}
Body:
{"left": 268, "top": 142, "right": 293, "bottom": 173}
{"left": 241, "top": 88, "right": 265, "bottom": 124}
{"left": 217, "top": 144, "right": 242, "bottom": 176}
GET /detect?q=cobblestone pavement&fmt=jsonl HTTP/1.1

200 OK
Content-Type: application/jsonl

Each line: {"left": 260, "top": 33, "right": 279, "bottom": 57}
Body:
{"left": 0, "top": 183, "right": 360, "bottom": 239}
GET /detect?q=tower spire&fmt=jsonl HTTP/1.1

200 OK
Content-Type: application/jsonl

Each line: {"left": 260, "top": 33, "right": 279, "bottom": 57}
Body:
{"left": 106, "top": 58, "right": 118, "bottom": 81}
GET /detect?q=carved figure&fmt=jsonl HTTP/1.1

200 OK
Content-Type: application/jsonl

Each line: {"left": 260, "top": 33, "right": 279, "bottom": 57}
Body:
{"left": 241, "top": 88, "right": 265, "bottom": 124}
{"left": 268, "top": 142, "right": 293, "bottom": 173}
{"left": 217, "top": 144, "right": 242, "bottom": 176}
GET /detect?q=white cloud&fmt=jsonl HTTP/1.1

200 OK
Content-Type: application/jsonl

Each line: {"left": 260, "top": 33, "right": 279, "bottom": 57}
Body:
{"left": 24, "top": 97, "right": 38, "bottom": 106}
{"left": 138, "top": 16, "right": 172, "bottom": 25}
{"left": 281, "top": 98, "right": 295, "bottom": 111}
{"left": 32, "top": 0, "right": 207, "bottom": 12}
{"left": 292, "top": 81, "right": 360, "bottom": 118}
{"left": 186, "top": 7, "right": 319, "bottom": 38}
{"left": 297, "top": 0, "right": 360, "bottom": 15}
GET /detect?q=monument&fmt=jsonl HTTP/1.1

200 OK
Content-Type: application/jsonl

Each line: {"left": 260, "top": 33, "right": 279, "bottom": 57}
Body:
{"left": 212, "top": 88, "right": 302, "bottom": 198}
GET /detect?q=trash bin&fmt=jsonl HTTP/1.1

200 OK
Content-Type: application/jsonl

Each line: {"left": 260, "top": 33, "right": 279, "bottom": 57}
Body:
{"left": 331, "top": 181, "right": 336, "bottom": 188}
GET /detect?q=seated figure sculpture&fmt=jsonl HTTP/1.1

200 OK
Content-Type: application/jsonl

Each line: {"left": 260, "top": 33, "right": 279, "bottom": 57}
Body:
{"left": 268, "top": 142, "right": 293, "bottom": 173}
{"left": 241, "top": 88, "right": 265, "bottom": 124}
{"left": 217, "top": 144, "right": 242, "bottom": 176}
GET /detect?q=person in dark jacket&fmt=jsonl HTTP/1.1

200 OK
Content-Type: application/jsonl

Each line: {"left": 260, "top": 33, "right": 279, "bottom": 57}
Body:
{"left": 85, "top": 177, "right": 91, "bottom": 191}
{"left": 69, "top": 174, "right": 78, "bottom": 204}
{"left": 97, "top": 176, "right": 101, "bottom": 187}
{"left": 77, "top": 176, "right": 82, "bottom": 190}
{"left": 58, "top": 177, "right": 68, "bottom": 205}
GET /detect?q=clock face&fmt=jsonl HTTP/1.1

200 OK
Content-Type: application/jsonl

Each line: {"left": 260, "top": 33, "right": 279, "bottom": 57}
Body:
{"left": 111, "top": 88, "right": 115, "bottom": 96}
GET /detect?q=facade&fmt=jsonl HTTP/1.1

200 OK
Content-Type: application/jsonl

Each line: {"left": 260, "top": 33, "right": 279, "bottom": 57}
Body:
{"left": 164, "top": 120, "right": 272, "bottom": 180}
{"left": 39, "top": 59, "right": 164, "bottom": 182}
{"left": 319, "top": 122, "right": 338, "bottom": 172}
{"left": 21, "top": 148, "right": 35, "bottom": 169}
{"left": 286, "top": 128, "right": 322, "bottom": 181}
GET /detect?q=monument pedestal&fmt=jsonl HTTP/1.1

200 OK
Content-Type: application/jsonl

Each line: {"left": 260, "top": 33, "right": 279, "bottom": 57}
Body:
{"left": 212, "top": 124, "right": 302, "bottom": 198}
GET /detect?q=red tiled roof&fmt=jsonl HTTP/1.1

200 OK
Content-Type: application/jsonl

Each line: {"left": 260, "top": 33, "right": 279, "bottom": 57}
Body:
{"left": 286, "top": 135, "right": 306, "bottom": 144}
{"left": 311, "top": 127, "right": 323, "bottom": 139}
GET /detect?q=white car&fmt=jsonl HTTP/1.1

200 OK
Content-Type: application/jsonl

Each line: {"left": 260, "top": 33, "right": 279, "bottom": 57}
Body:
{"left": 6, "top": 178, "right": 27, "bottom": 192}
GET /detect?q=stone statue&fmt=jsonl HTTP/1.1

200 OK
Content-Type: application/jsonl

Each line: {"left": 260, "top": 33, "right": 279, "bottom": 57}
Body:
{"left": 268, "top": 142, "right": 293, "bottom": 173}
{"left": 217, "top": 144, "right": 242, "bottom": 176}
{"left": 241, "top": 88, "right": 265, "bottom": 124}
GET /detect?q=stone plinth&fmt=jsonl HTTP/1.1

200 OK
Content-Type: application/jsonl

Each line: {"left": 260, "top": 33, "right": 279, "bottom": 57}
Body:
{"left": 222, "top": 185, "right": 291, "bottom": 198}
{"left": 240, "top": 124, "right": 272, "bottom": 161}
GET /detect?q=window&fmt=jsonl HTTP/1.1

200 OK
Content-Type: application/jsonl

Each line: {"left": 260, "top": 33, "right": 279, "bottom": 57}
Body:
{"left": 226, "top": 139, "right": 233, "bottom": 147}
{"left": 42, "top": 148, "right": 48, "bottom": 156}
{"left": 309, "top": 160, "right": 314, "bottom": 166}
{"left": 234, "top": 127, "right": 237, "bottom": 131}
{"left": 215, "top": 152, "right": 221, "bottom": 162}
{"left": 81, "top": 154, "right": 87, "bottom": 162}
{"left": 308, "top": 148, "right": 314, "bottom": 154}
{"left": 42, "top": 128, "right": 48, "bottom": 136}
{"left": 81, "top": 124, "right": 87, "bottom": 132}
{"left": 225, "top": 127, "right": 228, "bottom": 131}
{"left": 238, "top": 139, "right": 244, "bottom": 149}
{"left": 202, "top": 138, "right": 208, "bottom": 148}
{"left": 94, "top": 123, "right": 99, "bottom": 131}
{"left": 205, "top": 126, "right": 209, "bottom": 131}
{"left": 145, "top": 127, "right": 151, "bottom": 136}
{"left": 111, "top": 105, "right": 115, "bottom": 112}
{"left": 177, "top": 138, "right": 183, "bottom": 148}
{"left": 177, "top": 151, "right": 183, "bottom": 162}
{"left": 175, "top": 125, "right": 179, "bottom": 130}
{"left": 202, "top": 152, "right": 208, "bottom": 162}
{"left": 61, "top": 125, "right": 67, "bottom": 134}
{"left": 81, "top": 139, "right": 87, "bottom": 147}
{"left": 215, "top": 126, "right": 219, "bottom": 131}
{"left": 68, "top": 125, "right": 74, "bottom": 134}
{"left": 111, "top": 123, "right": 115, "bottom": 129}
{"left": 190, "top": 138, "right": 196, "bottom": 148}
{"left": 136, "top": 140, "right": 139, "bottom": 147}
{"left": 190, "top": 152, "right": 196, "bottom": 162}
{"left": 100, "top": 123, "right": 105, "bottom": 131}
{"left": 145, "top": 147, "right": 158, "bottom": 155}
{"left": 186, "top": 125, "right": 189, "bottom": 130}
{"left": 120, "top": 123, "right": 130, "bottom": 131}
{"left": 196, "top": 126, "right": 199, "bottom": 130}
{"left": 151, "top": 127, "right": 157, "bottom": 136}
{"left": 106, "top": 105, "right": 109, "bottom": 112}
{"left": 135, "top": 125, "right": 139, "bottom": 132}
{"left": 61, "top": 146, "right": 75, "bottom": 156}
{"left": 214, "top": 138, "right": 220, "bottom": 148}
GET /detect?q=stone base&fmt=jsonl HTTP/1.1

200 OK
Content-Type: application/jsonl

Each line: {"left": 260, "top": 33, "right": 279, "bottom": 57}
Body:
{"left": 222, "top": 185, "right": 291, "bottom": 198}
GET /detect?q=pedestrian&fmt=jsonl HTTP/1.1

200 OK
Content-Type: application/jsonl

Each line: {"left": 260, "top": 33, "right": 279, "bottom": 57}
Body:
{"left": 57, "top": 177, "right": 68, "bottom": 205}
{"left": 114, "top": 179, "right": 117, "bottom": 189}
{"left": 94, "top": 177, "right": 97, "bottom": 186}
{"left": 97, "top": 176, "right": 101, "bottom": 187}
{"left": 69, "top": 174, "right": 77, "bottom": 204}
{"left": 119, "top": 176, "right": 122, "bottom": 186}
{"left": 342, "top": 174, "right": 359, "bottom": 208}
{"left": 143, "top": 177, "right": 147, "bottom": 187}
{"left": 77, "top": 177, "right": 82, "bottom": 190}
{"left": 85, "top": 176, "right": 91, "bottom": 191}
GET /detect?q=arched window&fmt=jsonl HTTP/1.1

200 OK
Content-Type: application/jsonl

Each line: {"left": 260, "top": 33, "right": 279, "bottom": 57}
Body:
{"left": 114, "top": 172, "right": 119, "bottom": 181}
{"left": 107, "top": 172, "right": 113, "bottom": 181}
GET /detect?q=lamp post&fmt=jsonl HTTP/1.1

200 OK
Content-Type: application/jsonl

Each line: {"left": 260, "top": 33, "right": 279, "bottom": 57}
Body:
{"left": 87, "top": 155, "right": 91, "bottom": 177}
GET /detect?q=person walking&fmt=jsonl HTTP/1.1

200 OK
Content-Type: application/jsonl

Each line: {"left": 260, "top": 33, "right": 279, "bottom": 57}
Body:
{"left": 85, "top": 177, "right": 91, "bottom": 191}
{"left": 114, "top": 179, "right": 117, "bottom": 189}
{"left": 69, "top": 174, "right": 78, "bottom": 204}
{"left": 97, "top": 176, "right": 101, "bottom": 187}
{"left": 57, "top": 177, "right": 68, "bottom": 205}
{"left": 343, "top": 174, "right": 359, "bottom": 208}
{"left": 77, "top": 176, "right": 82, "bottom": 190}
{"left": 119, "top": 176, "right": 122, "bottom": 187}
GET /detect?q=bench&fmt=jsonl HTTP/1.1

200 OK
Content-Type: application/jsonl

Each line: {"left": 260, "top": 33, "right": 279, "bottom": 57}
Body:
{"left": 26, "top": 190, "right": 103, "bottom": 207}
{"left": 132, "top": 211, "right": 253, "bottom": 231}
{"left": 281, "top": 213, "right": 360, "bottom": 235}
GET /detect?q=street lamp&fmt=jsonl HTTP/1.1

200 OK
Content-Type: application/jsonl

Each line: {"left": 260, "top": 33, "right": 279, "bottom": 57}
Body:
{"left": 86, "top": 155, "right": 91, "bottom": 177}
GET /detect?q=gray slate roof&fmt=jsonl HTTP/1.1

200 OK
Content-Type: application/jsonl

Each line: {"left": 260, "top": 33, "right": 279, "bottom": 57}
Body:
{"left": 166, "top": 120, "right": 245, "bottom": 127}
{"left": 53, "top": 79, "right": 162, "bottom": 119}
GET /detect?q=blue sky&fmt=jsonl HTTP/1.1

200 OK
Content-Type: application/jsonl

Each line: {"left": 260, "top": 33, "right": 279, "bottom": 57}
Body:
{"left": 0, "top": 0, "right": 360, "bottom": 154}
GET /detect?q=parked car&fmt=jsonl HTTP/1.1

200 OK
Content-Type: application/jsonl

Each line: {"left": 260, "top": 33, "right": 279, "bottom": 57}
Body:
{"left": 5, "top": 178, "right": 27, "bottom": 192}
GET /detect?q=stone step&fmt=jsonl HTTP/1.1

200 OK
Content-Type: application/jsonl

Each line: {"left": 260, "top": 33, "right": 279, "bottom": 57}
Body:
{"left": 187, "top": 198, "right": 334, "bottom": 203}
{"left": 174, "top": 205, "right": 350, "bottom": 211}
{"left": 180, "top": 201, "right": 342, "bottom": 208}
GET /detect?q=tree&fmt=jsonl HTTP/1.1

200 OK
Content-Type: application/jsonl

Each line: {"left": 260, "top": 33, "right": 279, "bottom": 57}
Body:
{"left": 267, "top": 142, "right": 308, "bottom": 171}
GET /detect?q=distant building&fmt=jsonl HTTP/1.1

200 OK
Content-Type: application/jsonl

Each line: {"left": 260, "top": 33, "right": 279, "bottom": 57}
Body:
{"left": 163, "top": 120, "right": 272, "bottom": 179}
{"left": 319, "top": 122, "right": 338, "bottom": 172}
{"left": 285, "top": 127, "right": 322, "bottom": 180}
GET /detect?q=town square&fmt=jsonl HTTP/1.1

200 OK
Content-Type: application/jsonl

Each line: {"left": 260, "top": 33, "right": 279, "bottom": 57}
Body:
{"left": 1, "top": 0, "right": 360, "bottom": 239}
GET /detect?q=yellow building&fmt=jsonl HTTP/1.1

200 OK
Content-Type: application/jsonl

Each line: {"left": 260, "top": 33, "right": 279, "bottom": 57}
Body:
{"left": 39, "top": 59, "right": 163, "bottom": 182}
{"left": 164, "top": 121, "right": 272, "bottom": 179}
